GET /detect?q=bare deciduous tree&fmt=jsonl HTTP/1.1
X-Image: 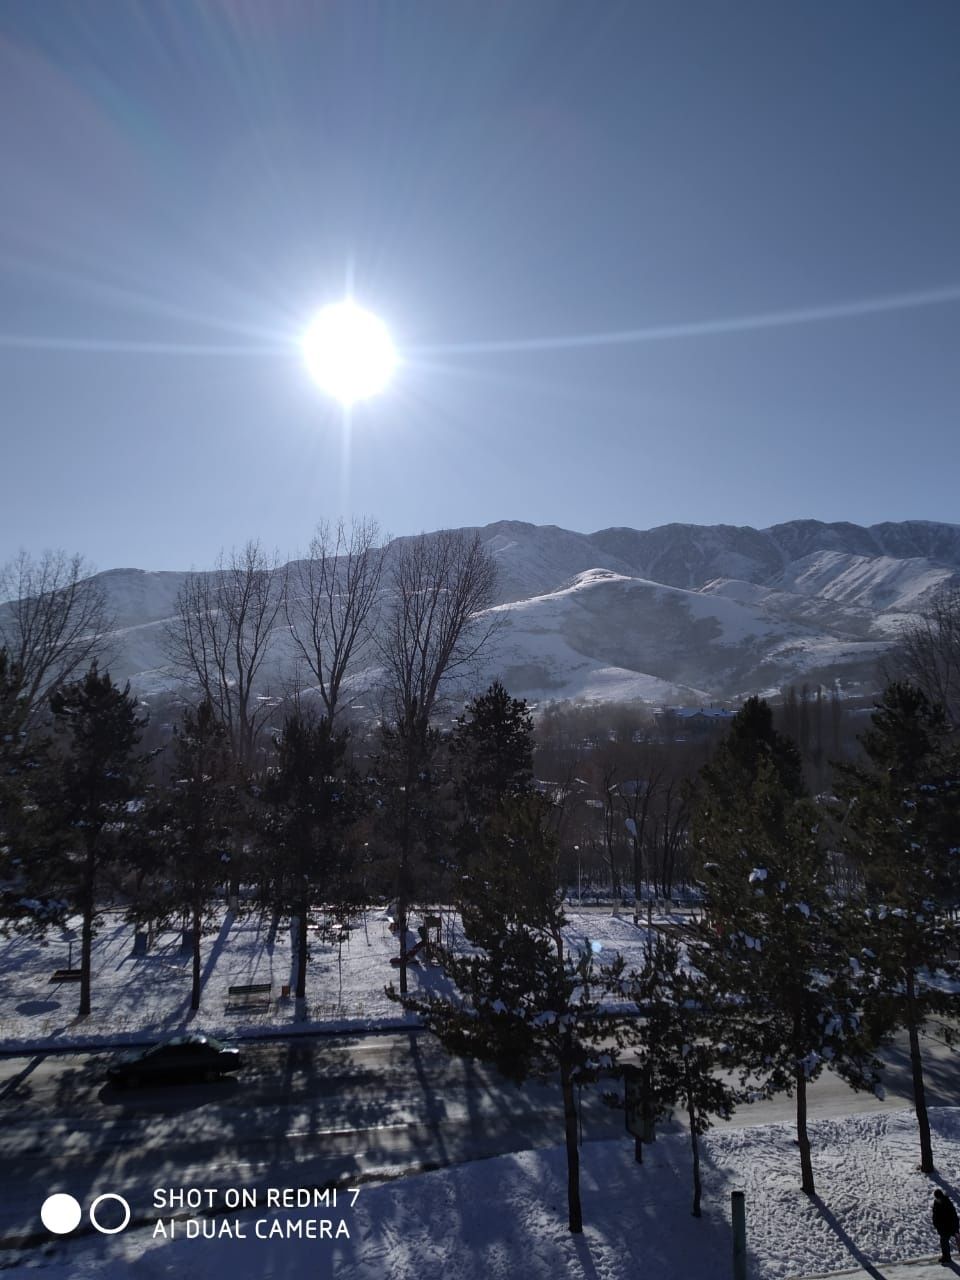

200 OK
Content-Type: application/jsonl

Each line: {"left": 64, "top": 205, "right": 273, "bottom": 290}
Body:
{"left": 164, "top": 541, "right": 283, "bottom": 767}
{"left": 284, "top": 517, "right": 384, "bottom": 722}
{"left": 883, "top": 584, "right": 960, "bottom": 728}
{"left": 0, "top": 550, "right": 111, "bottom": 713}
{"left": 378, "top": 528, "right": 499, "bottom": 993}
{"left": 619, "top": 759, "right": 665, "bottom": 901}
{"left": 380, "top": 528, "right": 499, "bottom": 737}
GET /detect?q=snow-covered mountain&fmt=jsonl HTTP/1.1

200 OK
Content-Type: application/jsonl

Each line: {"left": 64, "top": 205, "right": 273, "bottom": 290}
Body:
{"left": 80, "top": 518, "right": 960, "bottom": 709}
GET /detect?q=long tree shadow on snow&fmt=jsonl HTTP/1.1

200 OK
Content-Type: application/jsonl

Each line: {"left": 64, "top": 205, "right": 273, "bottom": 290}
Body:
{"left": 810, "top": 1194, "right": 888, "bottom": 1280}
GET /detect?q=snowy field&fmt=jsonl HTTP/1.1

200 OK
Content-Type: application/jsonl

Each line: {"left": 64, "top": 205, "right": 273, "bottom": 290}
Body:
{"left": 10, "top": 904, "right": 957, "bottom": 1279}
{"left": 13, "top": 1108, "right": 960, "bottom": 1279}
{"left": 0, "top": 905, "right": 661, "bottom": 1051}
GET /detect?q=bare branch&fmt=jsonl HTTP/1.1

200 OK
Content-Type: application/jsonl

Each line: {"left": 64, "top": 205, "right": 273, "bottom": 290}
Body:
{"left": 163, "top": 541, "right": 284, "bottom": 766}
{"left": 883, "top": 583, "right": 960, "bottom": 728}
{"left": 284, "top": 517, "right": 384, "bottom": 721}
{"left": 0, "top": 549, "right": 112, "bottom": 712}
{"left": 379, "top": 529, "right": 499, "bottom": 735}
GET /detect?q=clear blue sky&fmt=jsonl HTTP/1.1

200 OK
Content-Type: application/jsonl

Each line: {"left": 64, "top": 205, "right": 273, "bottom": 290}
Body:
{"left": 2, "top": 1, "right": 959, "bottom": 572}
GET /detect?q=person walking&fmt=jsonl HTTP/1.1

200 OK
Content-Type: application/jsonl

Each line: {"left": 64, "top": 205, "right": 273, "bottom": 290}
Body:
{"left": 933, "top": 1188, "right": 960, "bottom": 1266}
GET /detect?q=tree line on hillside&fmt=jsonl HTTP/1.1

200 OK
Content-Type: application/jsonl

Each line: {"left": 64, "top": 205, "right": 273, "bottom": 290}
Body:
{"left": 1, "top": 541, "right": 959, "bottom": 1235}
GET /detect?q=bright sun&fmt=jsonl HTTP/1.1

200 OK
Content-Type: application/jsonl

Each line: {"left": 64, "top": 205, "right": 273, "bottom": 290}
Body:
{"left": 302, "top": 301, "right": 397, "bottom": 406}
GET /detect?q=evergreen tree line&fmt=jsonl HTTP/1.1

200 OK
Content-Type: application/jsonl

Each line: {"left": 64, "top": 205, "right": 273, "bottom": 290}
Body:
{"left": 393, "top": 683, "right": 960, "bottom": 1235}
{"left": 2, "top": 653, "right": 960, "bottom": 1235}
{"left": 0, "top": 655, "right": 546, "bottom": 1020}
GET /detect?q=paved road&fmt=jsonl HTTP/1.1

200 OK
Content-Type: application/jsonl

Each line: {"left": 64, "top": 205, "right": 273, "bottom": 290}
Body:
{"left": 0, "top": 1024, "right": 956, "bottom": 1253}
{"left": 0, "top": 1029, "right": 624, "bottom": 1249}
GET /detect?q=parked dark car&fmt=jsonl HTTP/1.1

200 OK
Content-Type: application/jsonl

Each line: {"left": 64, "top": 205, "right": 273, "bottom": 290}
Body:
{"left": 106, "top": 1034, "right": 242, "bottom": 1087}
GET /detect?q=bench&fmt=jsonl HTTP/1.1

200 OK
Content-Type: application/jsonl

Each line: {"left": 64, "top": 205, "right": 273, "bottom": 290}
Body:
{"left": 226, "top": 982, "right": 272, "bottom": 1012}
{"left": 49, "top": 969, "right": 83, "bottom": 984}
{"left": 316, "top": 923, "right": 350, "bottom": 945}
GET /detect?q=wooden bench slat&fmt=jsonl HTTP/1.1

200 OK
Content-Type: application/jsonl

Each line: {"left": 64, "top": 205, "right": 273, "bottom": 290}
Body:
{"left": 49, "top": 969, "right": 83, "bottom": 983}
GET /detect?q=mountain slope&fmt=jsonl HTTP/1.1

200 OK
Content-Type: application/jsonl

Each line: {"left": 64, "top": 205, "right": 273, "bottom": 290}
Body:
{"left": 46, "top": 516, "right": 960, "bottom": 709}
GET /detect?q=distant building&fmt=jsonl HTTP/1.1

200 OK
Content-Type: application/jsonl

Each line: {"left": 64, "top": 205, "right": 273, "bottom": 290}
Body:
{"left": 654, "top": 705, "right": 736, "bottom": 737}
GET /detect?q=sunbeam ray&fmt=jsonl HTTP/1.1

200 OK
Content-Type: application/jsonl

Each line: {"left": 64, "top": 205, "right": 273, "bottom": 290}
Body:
{"left": 0, "top": 334, "right": 289, "bottom": 356}
{"left": 407, "top": 284, "right": 960, "bottom": 357}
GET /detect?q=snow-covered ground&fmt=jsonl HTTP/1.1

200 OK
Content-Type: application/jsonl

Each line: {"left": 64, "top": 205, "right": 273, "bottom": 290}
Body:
{"left": 0, "top": 906, "right": 661, "bottom": 1051}
{"left": 13, "top": 1108, "right": 960, "bottom": 1279}
{"left": 7, "top": 906, "right": 960, "bottom": 1279}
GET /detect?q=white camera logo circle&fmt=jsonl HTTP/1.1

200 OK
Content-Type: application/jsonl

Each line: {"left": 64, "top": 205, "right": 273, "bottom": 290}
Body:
{"left": 41, "top": 1192, "right": 131, "bottom": 1235}
{"left": 40, "top": 1194, "right": 82, "bottom": 1235}
{"left": 89, "top": 1193, "right": 132, "bottom": 1234}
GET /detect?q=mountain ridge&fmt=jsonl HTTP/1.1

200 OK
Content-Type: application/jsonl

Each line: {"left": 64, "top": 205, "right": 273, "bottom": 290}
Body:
{"left": 25, "top": 517, "right": 960, "bottom": 709}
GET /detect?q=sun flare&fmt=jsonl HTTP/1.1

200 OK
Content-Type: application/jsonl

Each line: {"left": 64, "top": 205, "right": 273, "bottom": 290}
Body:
{"left": 302, "top": 301, "right": 397, "bottom": 406}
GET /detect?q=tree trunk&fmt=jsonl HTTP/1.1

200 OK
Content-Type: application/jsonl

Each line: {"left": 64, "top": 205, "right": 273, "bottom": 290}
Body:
{"left": 560, "top": 1057, "right": 583, "bottom": 1233}
{"left": 905, "top": 967, "right": 934, "bottom": 1173}
{"left": 686, "top": 1067, "right": 702, "bottom": 1217}
{"left": 397, "top": 753, "right": 414, "bottom": 996}
{"left": 190, "top": 898, "right": 202, "bottom": 1011}
{"left": 796, "top": 1064, "right": 815, "bottom": 1195}
{"left": 79, "top": 844, "right": 95, "bottom": 1016}
{"left": 296, "top": 901, "right": 309, "bottom": 1000}
{"left": 397, "top": 896, "right": 409, "bottom": 995}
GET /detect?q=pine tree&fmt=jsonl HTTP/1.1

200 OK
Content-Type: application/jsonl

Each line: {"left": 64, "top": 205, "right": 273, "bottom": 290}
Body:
{"left": 156, "top": 700, "right": 238, "bottom": 1011}
{"left": 625, "top": 935, "right": 739, "bottom": 1217}
{"left": 259, "top": 712, "right": 358, "bottom": 1004}
{"left": 450, "top": 681, "right": 535, "bottom": 893}
{"left": 373, "top": 716, "right": 452, "bottom": 988}
{"left": 835, "top": 681, "right": 960, "bottom": 1173}
{"left": 0, "top": 650, "right": 68, "bottom": 933}
{"left": 391, "top": 791, "right": 626, "bottom": 1234}
{"left": 709, "top": 695, "right": 806, "bottom": 799}
{"left": 451, "top": 681, "right": 534, "bottom": 816}
{"left": 0, "top": 648, "right": 28, "bottom": 869}
{"left": 43, "top": 664, "right": 149, "bottom": 1015}
{"left": 693, "top": 699, "right": 880, "bottom": 1195}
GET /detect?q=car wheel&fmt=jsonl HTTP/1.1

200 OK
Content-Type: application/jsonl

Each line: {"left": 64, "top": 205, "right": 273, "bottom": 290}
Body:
{"left": 205, "top": 1068, "right": 218, "bottom": 1083}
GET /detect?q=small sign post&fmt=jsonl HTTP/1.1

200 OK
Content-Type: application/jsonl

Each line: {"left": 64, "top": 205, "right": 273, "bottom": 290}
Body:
{"left": 623, "top": 1064, "right": 655, "bottom": 1163}
{"left": 732, "top": 1190, "right": 746, "bottom": 1280}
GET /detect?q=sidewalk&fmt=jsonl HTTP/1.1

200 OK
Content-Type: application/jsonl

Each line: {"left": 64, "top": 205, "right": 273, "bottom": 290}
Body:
{"left": 790, "top": 1257, "right": 960, "bottom": 1279}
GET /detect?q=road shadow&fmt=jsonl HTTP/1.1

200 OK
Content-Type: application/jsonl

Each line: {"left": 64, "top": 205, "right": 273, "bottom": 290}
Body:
{"left": 98, "top": 1075, "right": 242, "bottom": 1112}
